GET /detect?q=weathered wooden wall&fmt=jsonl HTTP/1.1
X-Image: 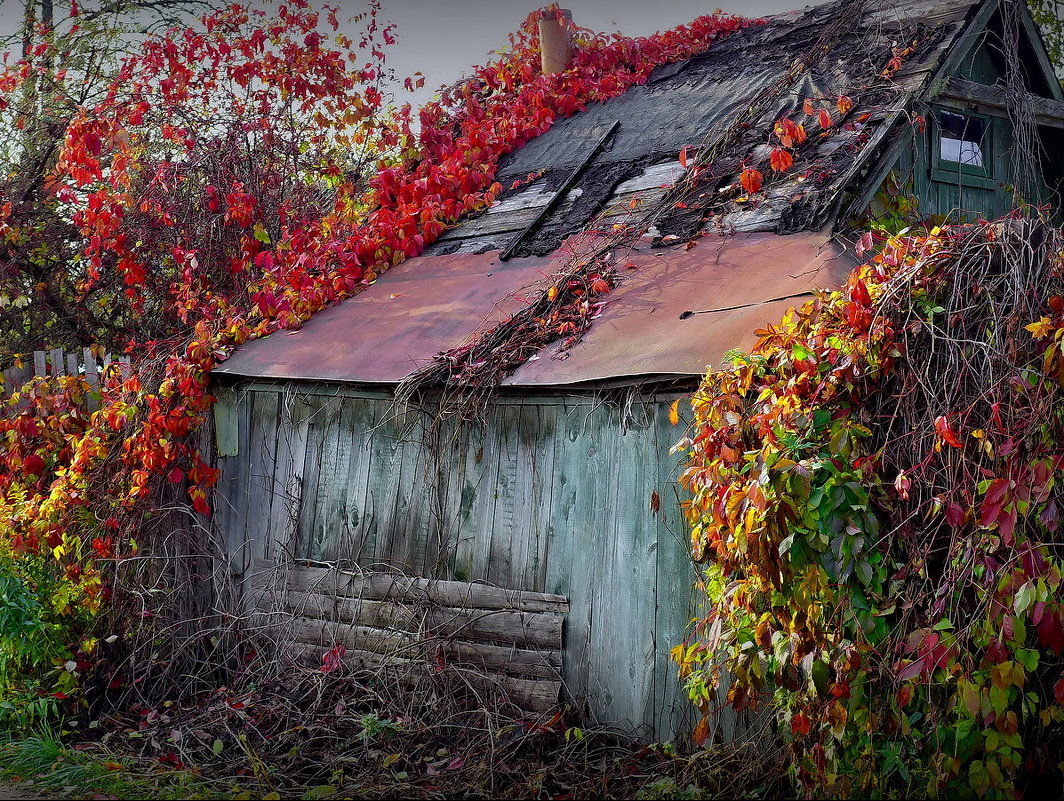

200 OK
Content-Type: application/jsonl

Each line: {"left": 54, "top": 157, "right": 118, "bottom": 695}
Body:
{"left": 212, "top": 381, "right": 712, "bottom": 741}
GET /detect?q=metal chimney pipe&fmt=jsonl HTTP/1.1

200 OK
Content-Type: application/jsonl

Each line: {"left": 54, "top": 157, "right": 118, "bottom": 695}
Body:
{"left": 538, "top": 8, "right": 574, "bottom": 76}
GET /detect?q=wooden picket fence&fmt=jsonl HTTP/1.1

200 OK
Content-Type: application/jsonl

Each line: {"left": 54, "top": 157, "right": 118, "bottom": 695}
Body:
{"left": 1, "top": 347, "right": 131, "bottom": 411}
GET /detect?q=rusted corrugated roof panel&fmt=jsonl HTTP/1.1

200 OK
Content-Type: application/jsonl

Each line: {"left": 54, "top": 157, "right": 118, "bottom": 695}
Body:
{"left": 213, "top": 250, "right": 559, "bottom": 384}
{"left": 214, "top": 232, "right": 854, "bottom": 387}
{"left": 504, "top": 232, "right": 853, "bottom": 385}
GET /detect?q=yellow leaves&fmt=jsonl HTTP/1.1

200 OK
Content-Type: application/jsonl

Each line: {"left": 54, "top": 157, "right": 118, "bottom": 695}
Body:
{"left": 669, "top": 398, "right": 681, "bottom": 425}
{"left": 990, "top": 660, "right": 1025, "bottom": 690}
{"left": 1025, "top": 316, "right": 1053, "bottom": 340}
{"left": 971, "top": 428, "right": 993, "bottom": 458}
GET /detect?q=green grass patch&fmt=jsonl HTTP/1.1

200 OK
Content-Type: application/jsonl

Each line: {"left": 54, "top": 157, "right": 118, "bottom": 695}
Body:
{"left": 0, "top": 730, "right": 238, "bottom": 800}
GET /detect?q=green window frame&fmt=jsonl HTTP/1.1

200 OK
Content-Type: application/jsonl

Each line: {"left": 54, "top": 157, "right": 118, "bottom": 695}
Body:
{"left": 931, "top": 108, "right": 997, "bottom": 190}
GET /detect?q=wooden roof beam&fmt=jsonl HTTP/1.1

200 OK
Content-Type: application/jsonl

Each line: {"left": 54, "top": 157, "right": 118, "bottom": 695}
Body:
{"left": 939, "top": 77, "right": 1064, "bottom": 129}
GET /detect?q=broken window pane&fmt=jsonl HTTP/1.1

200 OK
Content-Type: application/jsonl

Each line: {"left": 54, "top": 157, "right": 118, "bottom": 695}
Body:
{"left": 939, "top": 111, "right": 986, "bottom": 168}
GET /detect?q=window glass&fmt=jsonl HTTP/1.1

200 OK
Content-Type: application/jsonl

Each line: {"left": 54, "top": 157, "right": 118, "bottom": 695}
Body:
{"left": 939, "top": 111, "right": 986, "bottom": 168}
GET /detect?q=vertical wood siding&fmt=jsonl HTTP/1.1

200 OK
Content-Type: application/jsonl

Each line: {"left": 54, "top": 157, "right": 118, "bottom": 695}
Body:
{"left": 213, "top": 382, "right": 705, "bottom": 740}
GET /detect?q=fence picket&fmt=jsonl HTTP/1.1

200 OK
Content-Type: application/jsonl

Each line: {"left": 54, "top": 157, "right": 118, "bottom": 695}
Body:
{"left": 48, "top": 347, "right": 64, "bottom": 377}
{"left": 84, "top": 348, "right": 100, "bottom": 412}
{"left": 2, "top": 348, "right": 131, "bottom": 412}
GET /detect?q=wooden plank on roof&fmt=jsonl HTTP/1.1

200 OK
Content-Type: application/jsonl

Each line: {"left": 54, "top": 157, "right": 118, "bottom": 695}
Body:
{"left": 611, "top": 160, "right": 685, "bottom": 195}
{"left": 436, "top": 205, "right": 541, "bottom": 241}
{"left": 499, "top": 120, "right": 620, "bottom": 261}
{"left": 484, "top": 187, "right": 555, "bottom": 215}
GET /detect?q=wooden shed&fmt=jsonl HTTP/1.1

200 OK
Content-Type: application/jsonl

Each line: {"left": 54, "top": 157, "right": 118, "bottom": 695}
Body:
{"left": 210, "top": 0, "right": 1064, "bottom": 740}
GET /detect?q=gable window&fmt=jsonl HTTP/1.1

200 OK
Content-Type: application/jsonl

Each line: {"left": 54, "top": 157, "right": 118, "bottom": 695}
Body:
{"left": 931, "top": 109, "right": 996, "bottom": 190}
{"left": 939, "top": 111, "right": 986, "bottom": 167}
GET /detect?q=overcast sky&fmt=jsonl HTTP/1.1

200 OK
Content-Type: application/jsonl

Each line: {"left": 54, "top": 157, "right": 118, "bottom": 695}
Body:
{"left": 0, "top": 0, "right": 814, "bottom": 109}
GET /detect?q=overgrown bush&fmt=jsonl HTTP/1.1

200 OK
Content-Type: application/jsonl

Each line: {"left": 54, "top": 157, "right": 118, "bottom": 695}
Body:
{"left": 676, "top": 218, "right": 1064, "bottom": 798}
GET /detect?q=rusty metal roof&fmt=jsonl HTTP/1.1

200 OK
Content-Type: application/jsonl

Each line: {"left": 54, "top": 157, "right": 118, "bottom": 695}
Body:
{"left": 214, "top": 231, "right": 855, "bottom": 388}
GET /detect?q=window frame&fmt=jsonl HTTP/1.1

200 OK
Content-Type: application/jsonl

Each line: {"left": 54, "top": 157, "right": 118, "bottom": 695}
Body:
{"left": 930, "top": 108, "right": 997, "bottom": 190}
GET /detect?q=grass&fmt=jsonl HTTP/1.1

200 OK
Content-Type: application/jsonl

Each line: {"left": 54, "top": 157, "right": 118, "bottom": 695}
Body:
{"left": 0, "top": 730, "right": 242, "bottom": 800}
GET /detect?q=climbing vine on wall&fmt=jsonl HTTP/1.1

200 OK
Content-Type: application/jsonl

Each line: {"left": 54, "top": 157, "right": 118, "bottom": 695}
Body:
{"left": 674, "top": 219, "right": 1064, "bottom": 797}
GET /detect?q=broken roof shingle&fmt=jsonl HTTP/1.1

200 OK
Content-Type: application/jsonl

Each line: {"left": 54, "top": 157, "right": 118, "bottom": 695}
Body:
{"left": 429, "top": 0, "right": 980, "bottom": 257}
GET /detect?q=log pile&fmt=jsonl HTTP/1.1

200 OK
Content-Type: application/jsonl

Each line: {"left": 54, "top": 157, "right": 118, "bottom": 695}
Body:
{"left": 250, "top": 559, "right": 568, "bottom": 712}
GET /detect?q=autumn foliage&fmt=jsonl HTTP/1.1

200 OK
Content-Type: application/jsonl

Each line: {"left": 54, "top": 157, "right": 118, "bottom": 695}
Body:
{"left": 675, "top": 220, "right": 1064, "bottom": 796}
{"left": 0, "top": 0, "right": 754, "bottom": 716}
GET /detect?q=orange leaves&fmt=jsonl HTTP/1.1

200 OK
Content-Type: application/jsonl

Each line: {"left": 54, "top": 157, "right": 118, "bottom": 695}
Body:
{"left": 934, "top": 415, "right": 963, "bottom": 449}
{"left": 590, "top": 276, "right": 611, "bottom": 294}
{"left": 769, "top": 148, "right": 793, "bottom": 173}
{"left": 836, "top": 95, "right": 853, "bottom": 115}
{"left": 692, "top": 714, "right": 711, "bottom": 746}
{"left": 739, "top": 168, "right": 763, "bottom": 194}
{"left": 773, "top": 118, "right": 806, "bottom": 148}
{"left": 848, "top": 278, "right": 871, "bottom": 306}
{"left": 817, "top": 109, "right": 833, "bottom": 130}
{"left": 679, "top": 145, "right": 691, "bottom": 168}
